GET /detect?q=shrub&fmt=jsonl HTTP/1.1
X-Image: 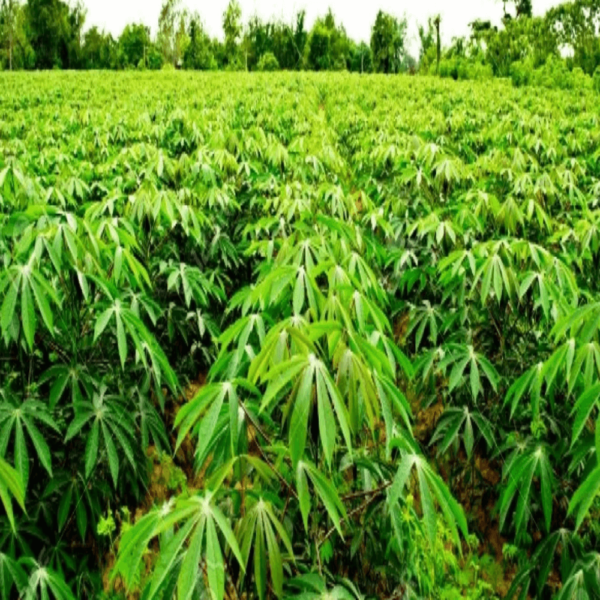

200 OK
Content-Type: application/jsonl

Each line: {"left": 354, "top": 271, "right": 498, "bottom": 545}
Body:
{"left": 256, "top": 51, "right": 280, "bottom": 72}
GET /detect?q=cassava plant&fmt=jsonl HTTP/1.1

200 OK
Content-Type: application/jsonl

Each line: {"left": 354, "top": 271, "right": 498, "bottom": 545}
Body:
{"left": 1, "top": 70, "right": 600, "bottom": 599}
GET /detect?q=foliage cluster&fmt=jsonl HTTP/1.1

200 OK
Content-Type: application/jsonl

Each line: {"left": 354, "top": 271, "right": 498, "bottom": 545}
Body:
{"left": 2, "top": 71, "right": 600, "bottom": 600}
{"left": 0, "top": 0, "right": 408, "bottom": 74}
{"left": 5, "top": 0, "right": 600, "bottom": 93}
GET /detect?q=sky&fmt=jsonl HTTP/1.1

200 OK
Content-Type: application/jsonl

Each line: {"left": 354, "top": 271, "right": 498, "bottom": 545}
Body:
{"left": 83, "top": 0, "right": 564, "bottom": 51}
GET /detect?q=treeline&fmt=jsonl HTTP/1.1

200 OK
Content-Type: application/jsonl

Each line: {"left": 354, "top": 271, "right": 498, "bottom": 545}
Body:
{"left": 429, "top": 0, "right": 600, "bottom": 89}
{"left": 1, "top": 0, "right": 600, "bottom": 85}
{"left": 0, "top": 0, "right": 411, "bottom": 73}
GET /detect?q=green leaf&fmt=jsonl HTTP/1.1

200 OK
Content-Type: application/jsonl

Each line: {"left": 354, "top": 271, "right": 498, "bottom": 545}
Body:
{"left": 102, "top": 422, "right": 119, "bottom": 487}
{"left": 296, "top": 463, "right": 311, "bottom": 532}
{"left": 0, "top": 281, "right": 18, "bottom": 333}
{"left": 111, "top": 511, "right": 160, "bottom": 589}
{"left": 76, "top": 496, "right": 87, "bottom": 540}
{"left": 65, "top": 411, "right": 94, "bottom": 442}
{"left": 211, "top": 504, "right": 244, "bottom": 569}
{"left": 254, "top": 517, "right": 267, "bottom": 600}
{"left": 21, "top": 281, "right": 36, "bottom": 349}
{"left": 31, "top": 276, "right": 54, "bottom": 333}
{"left": 93, "top": 307, "right": 114, "bottom": 341}
{"left": 260, "top": 355, "right": 308, "bottom": 411}
{"left": 289, "top": 364, "right": 313, "bottom": 467}
{"left": 571, "top": 383, "right": 600, "bottom": 448}
{"left": 304, "top": 462, "right": 346, "bottom": 536}
{"left": 418, "top": 462, "right": 436, "bottom": 546}
{"left": 14, "top": 421, "right": 29, "bottom": 490}
{"left": 116, "top": 312, "right": 127, "bottom": 369}
{"left": 569, "top": 465, "right": 600, "bottom": 530}
{"left": 469, "top": 359, "right": 482, "bottom": 400}
{"left": 85, "top": 420, "right": 99, "bottom": 479}
{"left": 194, "top": 388, "right": 225, "bottom": 469}
{"left": 206, "top": 514, "right": 225, "bottom": 600}
{"left": 57, "top": 485, "right": 73, "bottom": 531}
{"left": 293, "top": 268, "right": 306, "bottom": 315}
{"left": 316, "top": 368, "right": 336, "bottom": 468}
{"left": 0, "top": 458, "right": 25, "bottom": 531}
{"left": 22, "top": 417, "right": 52, "bottom": 476}
{"left": 176, "top": 520, "right": 205, "bottom": 600}
{"left": 148, "top": 517, "right": 197, "bottom": 600}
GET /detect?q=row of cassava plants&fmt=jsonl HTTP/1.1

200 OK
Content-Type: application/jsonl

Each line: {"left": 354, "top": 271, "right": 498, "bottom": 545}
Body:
{"left": 0, "top": 71, "right": 600, "bottom": 599}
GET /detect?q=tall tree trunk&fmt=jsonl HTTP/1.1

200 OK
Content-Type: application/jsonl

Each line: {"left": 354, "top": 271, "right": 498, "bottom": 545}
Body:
{"left": 435, "top": 16, "right": 441, "bottom": 74}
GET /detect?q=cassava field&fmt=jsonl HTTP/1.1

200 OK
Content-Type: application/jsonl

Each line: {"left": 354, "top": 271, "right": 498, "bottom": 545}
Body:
{"left": 1, "top": 71, "right": 600, "bottom": 599}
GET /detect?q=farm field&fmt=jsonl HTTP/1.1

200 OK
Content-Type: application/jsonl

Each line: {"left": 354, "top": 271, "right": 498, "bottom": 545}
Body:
{"left": 1, "top": 71, "right": 600, "bottom": 599}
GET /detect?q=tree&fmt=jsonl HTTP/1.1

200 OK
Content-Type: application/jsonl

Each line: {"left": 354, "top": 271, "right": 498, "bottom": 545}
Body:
{"left": 478, "top": 15, "right": 558, "bottom": 76}
{"left": 0, "top": 0, "right": 18, "bottom": 70}
{"left": 0, "top": 0, "right": 33, "bottom": 69}
{"left": 222, "top": 0, "right": 242, "bottom": 68}
{"left": 183, "top": 15, "right": 215, "bottom": 70}
{"left": 242, "top": 14, "right": 271, "bottom": 71}
{"left": 82, "top": 26, "right": 116, "bottom": 69}
{"left": 434, "top": 15, "right": 441, "bottom": 73}
{"left": 546, "top": 0, "right": 600, "bottom": 74}
{"left": 241, "top": 11, "right": 307, "bottom": 72}
{"left": 306, "top": 8, "right": 349, "bottom": 71}
{"left": 370, "top": 10, "right": 407, "bottom": 74}
{"left": 515, "top": 0, "right": 533, "bottom": 18}
{"left": 25, "top": 0, "right": 85, "bottom": 68}
{"left": 418, "top": 15, "right": 440, "bottom": 72}
{"left": 157, "top": 0, "right": 188, "bottom": 67}
{"left": 291, "top": 10, "right": 307, "bottom": 68}
{"left": 118, "top": 23, "right": 152, "bottom": 69}
{"left": 66, "top": 0, "right": 86, "bottom": 67}
{"left": 348, "top": 40, "right": 373, "bottom": 73}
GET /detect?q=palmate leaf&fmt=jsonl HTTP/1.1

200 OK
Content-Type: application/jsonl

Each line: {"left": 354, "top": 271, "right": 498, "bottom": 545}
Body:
{"left": 388, "top": 448, "right": 468, "bottom": 548}
{"left": 0, "top": 264, "right": 60, "bottom": 348}
{"left": 555, "top": 553, "right": 600, "bottom": 600}
{"left": 0, "top": 458, "right": 25, "bottom": 532}
{"left": 552, "top": 302, "right": 600, "bottom": 345}
{"left": 174, "top": 380, "right": 255, "bottom": 467}
{"left": 19, "top": 559, "right": 76, "bottom": 600}
{"left": 431, "top": 406, "right": 495, "bottom": 458}
{"left": 405, "top": 301, "right": 442, "bottom": 351}
{"left": 0, "top": 552, "right": 27, "bottom": 600}
{"left": 237, "top": 498, "right": 294, "bottom": 600}
{"left": 571, "top": 384, "right": 600, "bottom": 450}
{"left": 164, "top": 261, "right": 225, "bottom": 309}
{"left": 439, "top": 343, "right": 500, "bottom": 401}
{"left": 568, "top": 417, "right": 600, "bottom": 531}
{"left": 472, "top": 250, "right": 516, "bottom": 306}
{"left": 499, "top": 444, "right": 555, "bottom": 535}
{"left": 93, "top": 299, "right": 178, "bottom": 393}
{"left": 112, "top": 493, "right": 244, "bottom": 600}
{"left": 259, "top": 352, "right": 352, "bottom": 469}
{"left": 296, "top": 461, "right": 347, "bottom": 536}
{"left": 505, "top": 362, "right": 545, "bottom": 420}
{"left": 505, "top": 529, "right": 571, "bottom": 600}
{"left": 0, "top": 397, "right": 59, "bottom": 490}
{"left": 64, "top": 387, "right": 137, "bottom": 487}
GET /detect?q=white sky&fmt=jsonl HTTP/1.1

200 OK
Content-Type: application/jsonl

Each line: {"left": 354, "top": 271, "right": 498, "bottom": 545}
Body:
{"left": 83, "top": 0, "right": 563, "bottom": 52}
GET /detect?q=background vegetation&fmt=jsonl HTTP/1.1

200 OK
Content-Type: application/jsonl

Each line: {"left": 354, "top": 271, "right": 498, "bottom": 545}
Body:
{"left": 3, "top": 0, "right": 600, "bottom": 89}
